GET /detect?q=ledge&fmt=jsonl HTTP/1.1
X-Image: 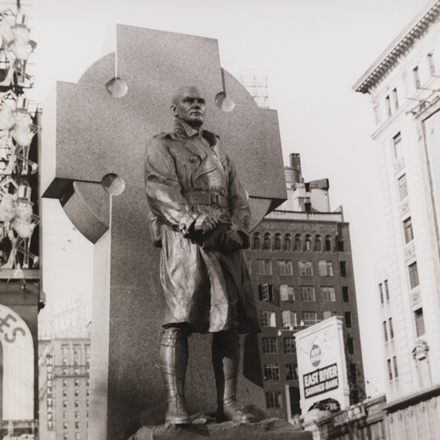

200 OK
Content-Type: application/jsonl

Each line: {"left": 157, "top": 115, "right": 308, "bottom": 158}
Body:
{"left": 384, "top": 384, "right": 440, "bottom": 412}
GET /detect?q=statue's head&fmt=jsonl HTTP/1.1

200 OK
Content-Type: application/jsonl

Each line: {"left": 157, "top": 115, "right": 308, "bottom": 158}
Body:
{"left": 170, "top": 86, "right": 205, "bottom": 128}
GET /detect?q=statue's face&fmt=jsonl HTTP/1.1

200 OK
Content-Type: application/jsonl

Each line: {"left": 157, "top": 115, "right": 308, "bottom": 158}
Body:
{"left": 171, "top": 87, "right": 205, "bottom": 127}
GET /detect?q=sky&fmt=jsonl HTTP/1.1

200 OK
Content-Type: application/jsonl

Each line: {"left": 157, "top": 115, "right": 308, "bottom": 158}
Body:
{"left": 30, "top": 0, "right": 432, "bottom": 398}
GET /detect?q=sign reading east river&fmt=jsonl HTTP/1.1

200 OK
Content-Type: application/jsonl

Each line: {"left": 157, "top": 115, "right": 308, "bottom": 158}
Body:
{"left": 303, "top": 363, "right": 339, "bottom": 398}
{"left": 295, "top": 316, "right": 350, "bottom": 413}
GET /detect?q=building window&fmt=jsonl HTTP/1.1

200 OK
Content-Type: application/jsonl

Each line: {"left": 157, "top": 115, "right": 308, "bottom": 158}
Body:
{"left": 63, "top": 422, "right": 68, "bottom": 430}
{"left": 63, "top": 389, "right": 68, "bottom": 397}
{"left": 75, "top": 411, "right": 80, "bottom": 418}
{"left": 347, "top": 337, "right": 354, "bottom": 354}
{"left": 384, "top": 280, "right": 390, "bottom": 301}
{"left": 345, "top": 312, "right": 352, "bottom": 328}
{"left": 75, "top": 434, "right": 81, "bottom": 440}
{"left": 392, "top": 88, "right": 399, "bottom": 110}
{"left": 266, "top": 391, "right": 282, "bottom": 409}
{"left": 428, "top": 52, "right": 436, "bottom": 75}
{"left": 294, "top": 234, "right": 301, "bottom": 251}
{"left": 300, "top": 286, "right": 315, "bottom": 302}
{"left": 283, "top": 338, "right": 296, "bottom": 354}
{"left": 263, "top": 233, "right": 271, "bottom": 250}
{"left": 274, "top": 233, "right": 281, "bottom": 250}
{"left": 385, "top": 95, "right": 391, "bottom": 117}
{"left": 63, "top": 400, "right": 68, "bottom": 408}
{"left": 63, "top": 379, "right": 68, "bottom": 387}
{"left": 408, "top": 262, "right": 419, "bottom": 289}
{"left": 321, "top": 287, "right": 336, "bottom": 302}
{"left": 264, "top": 364, "right": 280, "bottom": 381}
{"left": 63, "top": 434, "right": 68, "bottom": 440}
{"left": 393, "top": 132, "right": 402, "bottom": 158}
{"left": 75, "top": 422, "right": 80, "bottom": 429}
{"left": 284, "top": 234, "right": 291, "bottom": 251}
{"left": 393, "top": 356, "right": 399, "bottom": 378}
{"left": 379, "top": 283, "right": 384, "bottom": 304}
{"left": 315, "top": 235, "right": 322, "bottom": 252}
{"left": 253, "top": 232, "right": 260, "bottom": 250}
{"left": 63, "top": 368, "right": 68, "bottom": 376}
{"left": 387, "top": 359, "right": 393, "bottom": 381}
{"left": 63, "top": 411, "right": 68, "bottom": 418}
{"left": 403, "top": 217, "right": 414, "bottom": 243}
{"left": 260, "top": 311, "right": 276, "bottom": 328}
{"left": 280, "top": 285, "right": 294, "bottom": 302}
{"left": 318, "top": 260, "right": 333, "bottom": 277}
{"left": 302, "top": 311, "right": 318, "bottom": 326}
{"left": 258, "top": 284, "right": 273, "bottom": 302}
{"left": 324, "top": 235, "right": 332, "bottom": 251}
{"left": 75, "top": 400, "right": 79, "bottom": 407}
{"left": 282, "top": 310, "right": 297, "bottom": 327}
{"left": 413, "top": 65, "right": 420, "bottom": 88}
{"left": 388, "top": 318, "right": 394, "bottom": 339}
{"left": 286, "top": 364, "right": 299, "bottom": 381}
{"left": 414, "top": 308, "right": 425, "bottom": 337}
{"left": 75, "top": 389, "right": 79, "bottom": 397}
{"left": 304, "top": 234, "right": 312, "bottom": 251}
{"left": 74, "top": 379, "right": 80, "bottom": 386}
{"left": 298, "top": 260, "right": 313, "bottom": 276}
{"left": 350, "top": 363, "right": 357, "bottom": 382}
{"left": 257, "top": 259, "right": 272, "bottom": 275}
{"left": 277, "top": 260, "right": 293, "bottom": 276}
{"left": 339, "top": 261, "right": 347, "bottom": 277}
{"left": 262, "top": 337, "right": 278, "bottom": 354}
{"left": 342, "top": 286, "right": 349, "bottom": 302}
{"left": 383, "top": 321, "right": 388, "bottom": 342}
{"left": 86, "top": 389, "right": 90, "bottom": 396}
{"left": 323, "top": 310, "right": 336, "bottom": 320}
{"left": 398, "top": 174, "right": 408, "bottom": 200}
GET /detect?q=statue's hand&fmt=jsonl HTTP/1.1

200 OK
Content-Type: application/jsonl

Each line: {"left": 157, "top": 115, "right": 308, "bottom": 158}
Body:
{"left": 194, "top": 213, "right": 219, "bottom": 234}
{"left": 220, "top": 229, "right": 243, "bottom": 252}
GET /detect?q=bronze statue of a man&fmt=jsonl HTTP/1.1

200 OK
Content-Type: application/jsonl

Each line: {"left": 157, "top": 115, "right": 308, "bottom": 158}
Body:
{"left": 144, "top": 86, "right": 261, "bottom": 425}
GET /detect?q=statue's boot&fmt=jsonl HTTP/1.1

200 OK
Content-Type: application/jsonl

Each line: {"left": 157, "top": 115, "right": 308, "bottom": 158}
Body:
{"left": 160, "top": 327, "right": 191, "bottom": 425}
{"left": 212, "top": 331, "right": 256, "bottom": 423}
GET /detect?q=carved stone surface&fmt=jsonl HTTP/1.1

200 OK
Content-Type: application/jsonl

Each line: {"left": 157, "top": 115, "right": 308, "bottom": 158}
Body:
{"left": 42, "top": 25, "right": 286, "bottom": 440}
{"left": 127, "top": 419, "right": 312, "bottom": 440}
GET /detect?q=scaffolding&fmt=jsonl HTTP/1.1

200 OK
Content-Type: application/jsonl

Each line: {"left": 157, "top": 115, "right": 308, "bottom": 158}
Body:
{"left": 236, "top": 70, "right": 269, "bottom": 109}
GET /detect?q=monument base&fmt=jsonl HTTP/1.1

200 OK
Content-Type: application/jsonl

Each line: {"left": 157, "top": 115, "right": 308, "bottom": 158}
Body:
{"left": 127, "top": 418, "right": 312, "bottom": 440}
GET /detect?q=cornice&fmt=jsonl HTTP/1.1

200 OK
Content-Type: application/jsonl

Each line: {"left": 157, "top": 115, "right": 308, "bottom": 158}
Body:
{"left": 353, "top": 0, "right": 440, "bottom": 94}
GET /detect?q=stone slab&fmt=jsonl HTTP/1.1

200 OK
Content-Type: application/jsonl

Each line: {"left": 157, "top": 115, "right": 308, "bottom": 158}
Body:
{"left": 42, "top": 25, "right": 286, "bottom": 440}
{"left": 128, "top": 419, "right": 312, "bottom": 440}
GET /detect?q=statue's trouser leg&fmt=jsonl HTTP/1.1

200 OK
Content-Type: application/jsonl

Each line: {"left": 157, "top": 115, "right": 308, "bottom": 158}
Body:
{"left": 212, "top": 330, "right": 255, "bottom": 423}
{"left": 160, "top": 326, "right": 191, "bottom": 424}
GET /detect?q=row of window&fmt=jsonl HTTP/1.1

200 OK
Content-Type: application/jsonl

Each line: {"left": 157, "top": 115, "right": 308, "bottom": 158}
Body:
{"left": 384, "top": 51, "right": 436, "bottom": 120}
{"left": 252, "top": 233, "right": 341, "bottom": 252}
{"left": 62, "top": 379, "right": 89, "bottom": 387}
{"left": 383, "top": 317, "right": 395, "bottom": 342}
{"left": 62, "top": 388, "right": 90, "bottom": 397}
{"left": 260, "top": 310, "right": 352, "bottom": 328}
{"left": 259, "top": 284, "right": 350, "bottom": 303}
{"left": 255, "top": 259, "right": 348, "bottom": 277}
{"left": 63, "top": 434, "right": 81, "bottom": 440}
{"left": 264, "top": 363, "right": 299, "bottom": 381}
{"left": 62, "top": 421, "right": 87, "bottom": 429}
{"left": 61, "top": 344, "right": 91, "bottom": 366}
{"left": 62, "top": 400, "right": 89, "bottom": 408}
{"left": 63, "top": 410, "right": 89, "bottom": 419}
{"left": 262, "top": 335, "right": 355, "bottom": 355}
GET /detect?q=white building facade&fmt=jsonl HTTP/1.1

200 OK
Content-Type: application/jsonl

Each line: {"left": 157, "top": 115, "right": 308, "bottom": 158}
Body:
{"left": 354, "top": 1, "right": 440, "bottom": 439}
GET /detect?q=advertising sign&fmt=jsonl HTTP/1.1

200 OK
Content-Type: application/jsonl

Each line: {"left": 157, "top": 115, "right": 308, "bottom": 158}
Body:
{"left": 295, "top": 316, "right": 349, "bottom": 413}
{"left": 46, "top": 356, "right": 54, "bottom": 430}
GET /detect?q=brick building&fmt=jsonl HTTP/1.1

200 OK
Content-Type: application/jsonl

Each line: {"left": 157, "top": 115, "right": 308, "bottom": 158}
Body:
{"left": 246, "top": 154, "right": 365, "bottom": 420}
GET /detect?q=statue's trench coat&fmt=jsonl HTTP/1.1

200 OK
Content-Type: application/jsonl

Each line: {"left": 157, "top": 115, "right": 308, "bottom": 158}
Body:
{"left": 144, "top": 119, "right": 261, "bottom": 334}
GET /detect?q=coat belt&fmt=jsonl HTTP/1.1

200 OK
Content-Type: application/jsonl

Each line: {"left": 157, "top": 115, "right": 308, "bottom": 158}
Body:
{"left": 184, "top": 191, "right": 229, "bottom": 209}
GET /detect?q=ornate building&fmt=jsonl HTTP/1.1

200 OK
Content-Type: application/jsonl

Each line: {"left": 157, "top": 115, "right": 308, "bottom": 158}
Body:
{"left": 246, "top": 154, "right": 365, "bottom": 421}
{"left": 353, "top": 1, "right": 440, "bottom": 438}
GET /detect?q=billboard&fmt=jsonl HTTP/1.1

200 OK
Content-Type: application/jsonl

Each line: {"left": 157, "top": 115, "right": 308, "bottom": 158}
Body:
{"left": 295, "top": 316, "right": 349, "bottom": 413}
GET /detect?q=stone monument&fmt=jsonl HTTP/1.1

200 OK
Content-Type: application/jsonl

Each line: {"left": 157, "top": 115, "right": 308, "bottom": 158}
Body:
{"left": 42, "top": 26, "right": 291, "bottom": 440}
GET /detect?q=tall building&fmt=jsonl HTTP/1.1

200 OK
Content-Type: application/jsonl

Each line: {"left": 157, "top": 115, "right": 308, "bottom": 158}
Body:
{"left": 39, "top": 337, "right": 91, "bottom": 440}
{"left": 353, "top": 1, "right": 440, "bottom": 438}
{"left": 247, "top": 154, "right": 365, "bottom": 420}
